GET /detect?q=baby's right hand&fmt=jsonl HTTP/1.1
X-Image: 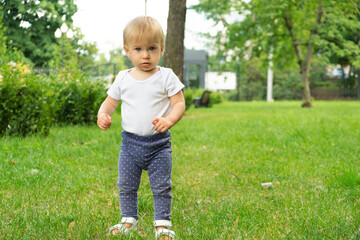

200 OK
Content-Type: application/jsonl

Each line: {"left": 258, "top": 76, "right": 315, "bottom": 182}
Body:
{"left": 97, "top": 113, "right": 112, "bottom": 130}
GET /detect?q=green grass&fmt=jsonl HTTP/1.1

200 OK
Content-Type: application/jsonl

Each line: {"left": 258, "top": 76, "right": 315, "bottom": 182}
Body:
{"left": 1, "top": 101, "right": 360, "bottom": 239}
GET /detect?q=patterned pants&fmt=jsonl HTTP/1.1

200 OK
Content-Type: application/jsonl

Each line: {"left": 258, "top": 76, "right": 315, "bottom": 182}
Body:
{"left": 117, "top": 131, "right": 173, "bottom": 220}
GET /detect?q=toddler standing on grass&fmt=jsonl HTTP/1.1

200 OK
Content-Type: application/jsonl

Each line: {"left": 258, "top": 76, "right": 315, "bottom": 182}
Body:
{"left": 97, "top": 16, "right": 185, "bottom": 240}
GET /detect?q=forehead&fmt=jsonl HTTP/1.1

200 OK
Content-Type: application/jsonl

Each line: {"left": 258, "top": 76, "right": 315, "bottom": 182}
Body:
{"left": 128, "top": 40, "right": 161, "bottom": 47}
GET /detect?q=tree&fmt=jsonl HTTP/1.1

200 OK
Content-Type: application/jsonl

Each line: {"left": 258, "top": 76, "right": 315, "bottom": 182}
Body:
{"left": 50, "top": 28, "right": 99, "bottom": 70}
{"left": 281, "top": 0, "right": 324, "bottom": 107}
{"left": 1, "top": 0, "right": 77, "bottom": 66}
{"left": 0, "top": 5, "right": 6, "bottom": 59}
{"left": 163, "top": 0, "right": 187, "bottom": 82}
{"left": 194, "top": 0, "right": 360, "bottom": 107}
{"left": 317, "top": 1, "right": 360, "bottom": 97}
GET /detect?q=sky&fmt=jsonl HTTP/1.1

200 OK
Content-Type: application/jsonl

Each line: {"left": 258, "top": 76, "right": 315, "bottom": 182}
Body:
{"left": 72, "top": 0, "right": 217, "bottom": 57}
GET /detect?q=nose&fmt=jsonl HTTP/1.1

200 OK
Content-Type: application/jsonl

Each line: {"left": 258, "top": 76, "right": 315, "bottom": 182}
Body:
{"left": 142, "top": 50, "right": 150, "bottom": 58}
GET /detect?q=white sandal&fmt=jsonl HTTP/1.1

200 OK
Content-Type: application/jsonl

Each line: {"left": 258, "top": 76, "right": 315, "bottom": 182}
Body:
{"left": 154, "top": 220, "right": 175, "bottom": 239}
{"left": 109, "top": 217, "right": 138, "bottom": 235}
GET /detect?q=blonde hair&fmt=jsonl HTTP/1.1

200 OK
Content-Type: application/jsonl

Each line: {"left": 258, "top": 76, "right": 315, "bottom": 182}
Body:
{"left": 123, "top": 16, "right": 164, "bottom": 46}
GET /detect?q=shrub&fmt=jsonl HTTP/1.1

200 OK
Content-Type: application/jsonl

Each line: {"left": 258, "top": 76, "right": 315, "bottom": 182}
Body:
{"left": 0, "top": 62, "right": 53, "bottom": 137}
{"left": 209, "top": 91, "right": 223, "bottom": 106}
{"left": 0, "top": 51, "right": 108, "bottom": 137}
{"left": 183, "top": 89, "right": 193, "bottom": 110}
{"left": 48, "top": 70, "right": 107, "bottom": 125}
{"left": 273, "top": 70, "right": 302, "bottom": 100}
{"left": 184, "top": 88, "right": 223, "bottom": 108}
{"left": 240, "top": 81, "right": 266, "bottom": 101}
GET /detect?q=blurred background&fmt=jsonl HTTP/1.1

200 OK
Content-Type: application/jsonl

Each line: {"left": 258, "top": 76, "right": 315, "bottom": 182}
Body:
{"left": 1, "top": 0, "right": 359, "bottom": 136}
{"left": 1, "top": 0, "right": 359, "bottom": 101}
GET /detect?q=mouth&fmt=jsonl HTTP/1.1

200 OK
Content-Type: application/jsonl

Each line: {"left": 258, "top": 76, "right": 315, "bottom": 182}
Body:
{"left": 141, "top": 62, "right": 151, "bottom": 66}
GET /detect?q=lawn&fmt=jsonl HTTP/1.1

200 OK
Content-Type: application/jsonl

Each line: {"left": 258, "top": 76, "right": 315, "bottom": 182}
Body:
{"left": 1, "top": 101, "right": 359, "bottom": 239}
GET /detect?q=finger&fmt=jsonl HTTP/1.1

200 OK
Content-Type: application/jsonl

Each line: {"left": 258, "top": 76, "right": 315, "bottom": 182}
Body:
{"left": 155, "top": 122, "right": 163, "bottom": 131}
{"left": 160, "top": 126, "right": 168, "bottom": 133}
{"left": 152, "top": 118, "right": 159, "bottom": 125}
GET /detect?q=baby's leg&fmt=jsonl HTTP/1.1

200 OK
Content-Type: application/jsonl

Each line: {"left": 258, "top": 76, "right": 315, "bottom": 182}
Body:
{"left": 148, "top": 148, "right": 172, "bottom": 221}
{"left": 117, "top": 150, "right": 142, "bottom": 220}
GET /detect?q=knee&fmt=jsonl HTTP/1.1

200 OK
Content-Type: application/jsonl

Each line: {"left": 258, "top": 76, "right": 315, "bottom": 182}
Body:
{"left": 151, "top": 181, "right": 172, "bottom": 196}
{"left": 117, "top": 179, "right": 140, "bottom": 193}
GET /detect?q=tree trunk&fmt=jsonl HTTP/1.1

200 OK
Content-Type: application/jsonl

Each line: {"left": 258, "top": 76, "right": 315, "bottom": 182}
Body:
{"left": 283, "top": 0, "right": 323, "bottom": 108}
{"left": 301, "top": 37, "right": 315, "bottom": 108}
{"left": 163, "top": 0, "right": 187, "bottom": 82}
{"left": 301, "top": 1, "right": 323, "bottom": 108}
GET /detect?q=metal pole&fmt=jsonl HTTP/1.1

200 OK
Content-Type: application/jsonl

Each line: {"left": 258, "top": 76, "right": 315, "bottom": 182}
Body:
{"left": 236, "top": 62, "right": 240, "bottom": 101}
{"left": 267, "top": 48, "right": 274, "bottom": 102}
{"left": 145, "top": 0, "right": 147, "bottom": 15}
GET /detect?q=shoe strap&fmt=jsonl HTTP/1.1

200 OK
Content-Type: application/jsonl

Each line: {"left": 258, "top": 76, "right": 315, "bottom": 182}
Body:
{"left": 154, "top": 220, "right": 172, "bottom": 228}
{"left": 156, "top": 228, "right": 175, "bottom": 239}
{"left": 121, "top": 217, "right": 137, "bottom": 224}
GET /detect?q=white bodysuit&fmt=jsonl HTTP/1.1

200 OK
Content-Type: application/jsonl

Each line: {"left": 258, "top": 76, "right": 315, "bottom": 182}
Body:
{"left": 107, "top": 67, "right": 184, "bottom": 136}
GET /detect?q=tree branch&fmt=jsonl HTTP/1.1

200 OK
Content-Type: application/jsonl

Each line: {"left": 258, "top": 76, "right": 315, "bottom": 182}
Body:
{"left": 283, "top": 12, "right": 303, "bottom": 72}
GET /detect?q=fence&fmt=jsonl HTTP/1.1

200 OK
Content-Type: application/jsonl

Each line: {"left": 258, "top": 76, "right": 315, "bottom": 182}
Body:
{"left": 34, "top": 63, "right": 119, "bottom": 77}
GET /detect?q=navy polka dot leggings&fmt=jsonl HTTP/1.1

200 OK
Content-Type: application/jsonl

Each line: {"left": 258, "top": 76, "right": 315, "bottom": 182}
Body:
{"left": 117, "top": 131, "right": 173, "bottom": 221}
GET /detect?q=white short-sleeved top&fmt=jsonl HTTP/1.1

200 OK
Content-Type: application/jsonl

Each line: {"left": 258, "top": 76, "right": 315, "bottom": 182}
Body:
{"left": 107, "top": 67, "right": 184, "bottom": 136}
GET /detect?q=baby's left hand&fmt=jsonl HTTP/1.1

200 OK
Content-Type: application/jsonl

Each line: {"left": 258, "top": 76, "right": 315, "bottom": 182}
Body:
{"left": 152, "top": 117, "right": 174, "bottom": 133}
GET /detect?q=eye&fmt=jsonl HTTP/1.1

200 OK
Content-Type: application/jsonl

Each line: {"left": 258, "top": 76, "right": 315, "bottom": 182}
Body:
{"left": 149, "top": 47, "right": 156, "bottom": 51}
{"left": 135, "top": 48, "right": 141, "bottom": 51}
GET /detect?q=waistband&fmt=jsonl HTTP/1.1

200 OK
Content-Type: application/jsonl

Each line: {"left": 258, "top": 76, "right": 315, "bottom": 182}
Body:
{"left": 121, "top": 130, "right": 171, "bottom": 141}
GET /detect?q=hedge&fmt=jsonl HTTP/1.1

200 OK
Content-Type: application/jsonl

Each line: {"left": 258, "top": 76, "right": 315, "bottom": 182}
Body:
{"left": 0, "top": 61, "right": 107, "bottom": 137}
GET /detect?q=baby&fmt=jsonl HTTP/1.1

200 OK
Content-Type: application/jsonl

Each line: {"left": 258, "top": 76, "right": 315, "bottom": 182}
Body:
{"left": 97, "top": 16, "right": 185, "bottom": 240}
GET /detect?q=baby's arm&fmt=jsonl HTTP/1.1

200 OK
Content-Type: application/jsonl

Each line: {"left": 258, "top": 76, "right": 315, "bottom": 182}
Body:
{"left": 97, "top": 96, "right": 120, "bottom": 130}
{"left": 152, "top": 90, "right": 186, "bottom": 133}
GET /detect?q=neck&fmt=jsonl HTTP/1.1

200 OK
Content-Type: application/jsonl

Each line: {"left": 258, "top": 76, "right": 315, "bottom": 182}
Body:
{"left": 130, "top": 66, "right": 159, "bottom": 80}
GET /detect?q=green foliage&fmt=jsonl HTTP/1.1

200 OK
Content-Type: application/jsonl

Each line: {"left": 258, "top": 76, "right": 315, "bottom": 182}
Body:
{"left": 193, "top": 0, "right": 360, "bottom": 104}
{"left": 183, "top": 89, "right": 193, "bottom": 110}
{"left": 1, "top": 0, "right": 98, "bottom": 69}
{"left": 209, "top": 91, "right": 223, "bottom": 105}
{"left": 50, "top": 29, "right": 99, "bottom": 70}
{"left": 273, "top": 70, "right": 302, "bottom": 100}
{"left": 184, "top": 88, "right": 223, "bottom": 107}
{"left": 1, "top": 0, "right": 77, "bottom": 66}
{"left": 0, "top": 54, "right": 53, "bottom": 137}
{"left": 0, "top": 6, "right": 6, "bottom": 60}
{"left": 317, "top": 1, "right": 360, "bottom": 68}
{"left": 49, "top": 71, "right": 107, "bottom": 125}
{"left": 0, "top": 51, "right": 108, "bottom": 137}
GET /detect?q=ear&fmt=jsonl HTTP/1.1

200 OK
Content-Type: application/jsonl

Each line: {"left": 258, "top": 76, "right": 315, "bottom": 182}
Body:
{"left": 124, "top": 45, "right": 131, "bottom": 58}
{"left": 160, "top": 44, "right": 165, "bottom": 56}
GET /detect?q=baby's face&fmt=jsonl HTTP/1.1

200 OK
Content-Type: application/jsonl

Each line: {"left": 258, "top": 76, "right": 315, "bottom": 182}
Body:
{"left": 125, "top": 39, "right": 164, "bottom": 73}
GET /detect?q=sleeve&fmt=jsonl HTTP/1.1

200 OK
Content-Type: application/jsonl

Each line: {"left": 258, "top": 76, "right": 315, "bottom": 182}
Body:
{"left": 106, "top": 70, "right": 126, "bottom": 100}
{"left": 165, "top": 69, "right": 185, "bottom": 97}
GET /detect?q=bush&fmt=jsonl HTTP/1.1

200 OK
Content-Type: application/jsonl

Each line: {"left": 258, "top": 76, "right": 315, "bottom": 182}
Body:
{"left": 0, "top": 62, "right": 53, "bottom": 137}
{"left": 240, "top": 81, "right": 266, "bottom": 101}
{"left": 273, "top": 70, "right": 302, "bottom": 100}
{"left": 184, "top": 88, "right": 223, "bottom": 108}
{"left": 0, "top": 52, "right": 108, "bottom": 137}
{"left": 183, "top": 89, "right": 193, "bottom": 110}
{"left": 49, "top": 70, "right": 107, "bottom": 125}
{"left": 209, "top": 91, "right": 223, "bottom": 106}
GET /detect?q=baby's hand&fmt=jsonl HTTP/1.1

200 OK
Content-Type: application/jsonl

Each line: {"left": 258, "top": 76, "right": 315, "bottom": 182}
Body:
{"left": 152, "top": 117, "right": 174, "bottom": 133}
{"left": 97, "top": 113, "right": 112, "bottom": 130}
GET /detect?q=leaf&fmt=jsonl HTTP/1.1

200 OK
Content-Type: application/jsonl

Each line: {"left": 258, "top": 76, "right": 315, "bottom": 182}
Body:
{"left": 68, "top": 221, "right": 75, "bottom": 231}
